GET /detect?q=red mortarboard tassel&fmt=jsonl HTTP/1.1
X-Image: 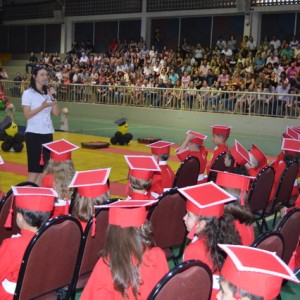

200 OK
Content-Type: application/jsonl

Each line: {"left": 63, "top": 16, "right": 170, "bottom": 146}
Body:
{"left": 288, "top": 250, "right": 297, "bottom": 271}
{"left": 39, "top": 151, "right": 44, "bottom": 166}
{"left": 187, "top": 220, "right": 198, "bottom": 240}
{"left": 4, "top": 208, "right": 13, "bottom": 228}
{"left": 240, "top": 191, "right": 245, "bottom": 206}
{"left": 91, "top": 216, "right": 96, "bottom": 237}
{"left": 64, "top": 198, "right": 70, "bottom": 215}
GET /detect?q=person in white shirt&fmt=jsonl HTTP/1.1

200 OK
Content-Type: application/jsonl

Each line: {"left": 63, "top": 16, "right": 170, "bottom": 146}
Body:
{"left": 21, "top": 66, "right": 60, "bottom": 185}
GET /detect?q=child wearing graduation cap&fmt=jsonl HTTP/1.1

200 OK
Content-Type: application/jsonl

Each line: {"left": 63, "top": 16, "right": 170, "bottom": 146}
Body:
{"left": 269, "top": 138, "right": 300, "bottom": 203}
{"left": 217, "top": 244, "right": 300, "bottom": 300}
{"left": 69, "top": 168, "right": 111, "bottom": 232}
{"left": 206, "top": 125, "right": 231, "bottom": 174}
{"left": 176, "top": 130, "right": 208, "bottom": 183}
{"left": 178, "top": 182, "right": 241, "bottom": 300}
{"left": 246, "top": 144, "right": 268, "bottom": 177}
{"left": 216, "top": 171, "right": 255, "bottom": 246}
{"left": 224, "top": 140, "right": 251, "bottom": 176}
{"left": 147, "top": 140, "right": 175, "bottom": 195}
{"left": 81, "top": 200, "right": 169, "bottom": 299}
{"left": 0, "top": 186, "right": 56, "bottom": 298}
{"left": 125, "top": 155, "right": 161, "bottom": 200}
{"left": 41, "top": 139, "right": 79, "bottom": 217}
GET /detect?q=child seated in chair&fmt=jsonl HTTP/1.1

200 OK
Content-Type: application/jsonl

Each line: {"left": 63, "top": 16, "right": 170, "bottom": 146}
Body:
{"left": 69, "top": 168, "right": 111, "bottom": 232}
{"left": 206, "top": 125, "right": 231, "bottom": 175}
{"left": 176, "top": 130, "right": 208, "bottom": 183}
{"left": 0, "top": 186, "right": 56, "bottom": 299}
{"left": 246, "top": 144, "right": 268, "bottom": 177}
{"left": 81, "top": 200, "right": 169, "bottom": 299}
{"left": 124, "top": 155, "right": 161, "bottom": 200}
{"left": 147, "top": 141, "right": 175, "bottom": 195}
{"left": 178, "top": 182, "right": 241, "bottom": 300}
{"left": 224, "top": 140, "right": 251, "bottom": 176}
{"left": 40, "top": 139, "right": 79, "bottom": 217}
{"left": 217, "top": 244, "right": 299, "bottom": 300}
{"left": 268, "top": 138, "right": 300, "bottom": 203}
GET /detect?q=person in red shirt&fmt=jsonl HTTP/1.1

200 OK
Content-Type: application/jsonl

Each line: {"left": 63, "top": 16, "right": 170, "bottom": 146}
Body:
{"left": 147, "top": 140, "right": 175, "bottom": 196}
{"left": 269, "top": 138, "right": 300, "bottom": 202}
{"left": 178, "top": 182, "right": 241, "bottom": 299}
{"left": 69, "top": 168, "right": 111, "bottom": 233}
{"left": 124, "top": 155, "right": 161, "bottom": 200}
{"left": 81, "top": 200, "right": 169, "bottom": 299}
{"left": 217, "top": 244, "right": 299, "bottom": 300}
{"left": 216, "top": 171, "right": 255, "bottom": 246}
{"left": 206, "top": 125, "right": 231, "bottom": 175}
{"left": 246, "top": 144, "right": 268, "bottom": 177}
{"left": 176, "top": 130, "right": 208, "bottom": 183}
{"left": 0, "top": 186, "right": 56, "bottom": 299}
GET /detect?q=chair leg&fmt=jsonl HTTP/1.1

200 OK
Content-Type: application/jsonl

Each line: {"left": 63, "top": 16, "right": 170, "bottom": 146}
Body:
{"left": 272, "top": 211, "right": 278, "bottom": 228}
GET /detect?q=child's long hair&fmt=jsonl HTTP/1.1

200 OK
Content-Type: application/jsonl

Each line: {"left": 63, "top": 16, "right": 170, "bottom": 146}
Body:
{"left": 43, "top": 159, "right": 75, "bottom": 199}
{"left": 224, "top": 188, "right": 253, "bottom": 225}
{"left": 101, "top": 221, "right": 154, "bottom": 299}
{"left": 129, "top": 175, "right": 152, "bottom": 191}
{"left": 71, "top": 192, "right": 110, "bottom": 222}
{"left": 198, "top": 213, "right": 241, "bottom": 272}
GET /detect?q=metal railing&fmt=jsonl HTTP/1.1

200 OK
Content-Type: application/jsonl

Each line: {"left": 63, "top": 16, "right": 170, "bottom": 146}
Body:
{"left": 2, "top": 80, "right": 299, "bottom": 119}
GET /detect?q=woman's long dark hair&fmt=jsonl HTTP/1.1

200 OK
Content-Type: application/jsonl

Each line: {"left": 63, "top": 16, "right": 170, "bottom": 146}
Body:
{"left": 101, "top": 221, "right": 154, "bottom": 299}
{"left": 30, "top": 66, "right": 48, "bottom": 95}
{"left": 198, "top": 213, "right": 241, "bottom": 272}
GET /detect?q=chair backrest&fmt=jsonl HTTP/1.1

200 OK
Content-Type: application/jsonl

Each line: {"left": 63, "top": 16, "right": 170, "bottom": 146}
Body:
{"left": 251, "top": 231, "right": 284, "bottom": 258}
{"left": 0, "top": 182, "right": 38, "bottom": 244}
{"left": 72, "top": 207, "right": 109, "bottom": 292}
{"left": 147, "top": 189, "right": 187, "bottom": 257}
{"left": 147, "top": 260, "right": 212, "bottom": 300}
{"left": 207, "top": 151, "right": 226, "bottom": 182}
{"left": 272, "top": 161, "right": 298, "bottom": 209}
{"left": 173, "top": 156, "right": 200, "bottom": 188}
{"left": 274, "top": 208, "right": 300, "bottom": 265}
{"left": 247, "top": 166, "right": 275, "bottom": 213}
{"left": 14, "top": 216, "right": 82, "bottom": 300}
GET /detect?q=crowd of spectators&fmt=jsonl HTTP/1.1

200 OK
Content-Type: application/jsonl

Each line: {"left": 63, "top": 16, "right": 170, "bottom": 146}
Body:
{"left": 14, "top": 35, "right": 300, "bottom": 117}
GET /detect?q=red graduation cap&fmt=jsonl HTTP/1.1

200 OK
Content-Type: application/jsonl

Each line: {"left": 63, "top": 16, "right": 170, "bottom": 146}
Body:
{"left": 101, "top": 199, "right": 157, "bottom": 228}
{"left": 5, "top": 186, "right": 57, "bottom": 228}
{"left": 219, "top": 244, "right": 300, "bottom": 300}
{"left": 210, "top": 125, "right": 231, "bottom": 135}
{"left": 249, "top": 144, "right": 267, "bottom": 167}
{"left": 216, "top": 171, "right": 253, "bottom": 206}
{"left": 292, "top": 126, "right": 300, "bottom": 134}
{"left": 42, "top": 139, "right": 80, "bottom": 162}
{"left": 125, "top": 155, "right": 161, "bottom": 181}
{"left": 230, "top": 140, "right": 251, "bottom": 166}
{"left": 186, "top": 130, "right": 207, "bottom": 145}
{"left": 178, "top": 182, "right": 236, "bottom": 218}
{"left": 286, "top": 127, "right": 300, "bottom": 140}
{"left": 281, "top": 138, "right": 300, "bottom": 155}
{"left": 147, "top": 140, "right": 174, "bottom": 155}
{"left": 68, "top": 168, "right": 110, "bottom": 198}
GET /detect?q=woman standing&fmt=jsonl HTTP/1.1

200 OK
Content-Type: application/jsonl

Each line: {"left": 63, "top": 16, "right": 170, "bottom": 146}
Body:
{"left": 22, "top": 66, "right": 60, "bottom": 185}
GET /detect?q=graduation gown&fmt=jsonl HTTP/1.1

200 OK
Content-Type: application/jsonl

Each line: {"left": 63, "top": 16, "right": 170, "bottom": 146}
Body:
{"left": 183, "top": 237, "right": 219, "bottom": 300}
{"left": 234, "top": 220, "right": 255, "bottom": 246}
{"left": 176, "top": 148, "right": 208, "bottom": 183}
{"left": 150, "top": 162, "right": 175, "bottom": 196}
{"left": 206, "top": 144, "right": 228, "bottom": 174}
{"left": 81, "top": 247, "right": 169, "bottom": 300}
{"left": 0, "top": 230, "right": 35, "bottom": 299}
